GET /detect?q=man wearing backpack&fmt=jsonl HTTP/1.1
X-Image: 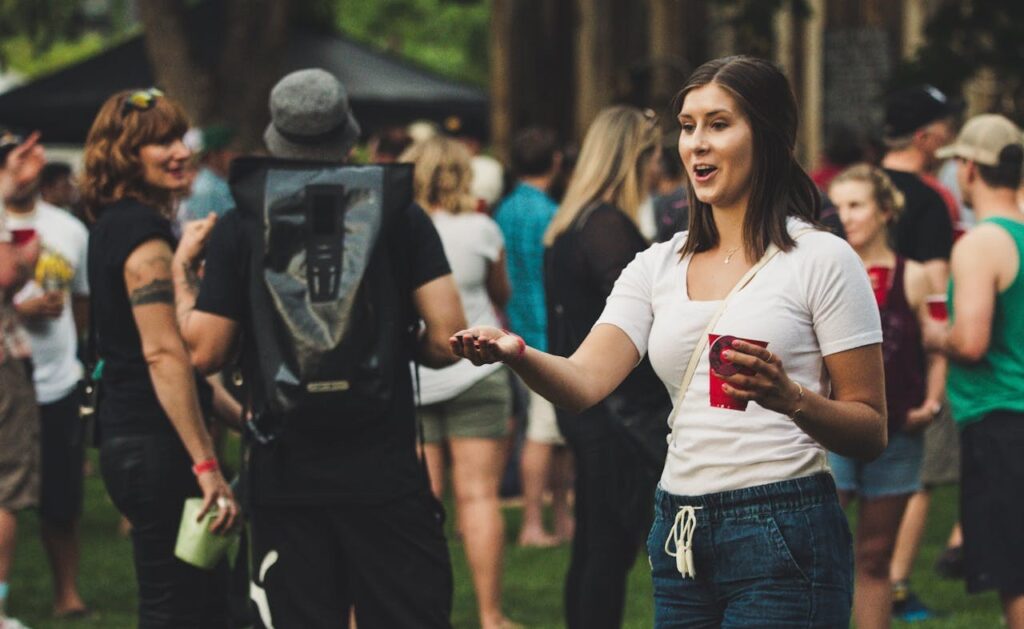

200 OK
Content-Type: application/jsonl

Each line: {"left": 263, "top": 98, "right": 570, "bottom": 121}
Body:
{"left": 171, "top": 68, "right": 466, "bottom": 629}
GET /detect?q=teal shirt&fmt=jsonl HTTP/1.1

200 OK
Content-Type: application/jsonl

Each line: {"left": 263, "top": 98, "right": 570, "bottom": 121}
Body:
{"left": 494, "top": 183, "right": 558, "bottom": 351}
{"left": 947, "top": 217, "right": 1024, "bottom": 427}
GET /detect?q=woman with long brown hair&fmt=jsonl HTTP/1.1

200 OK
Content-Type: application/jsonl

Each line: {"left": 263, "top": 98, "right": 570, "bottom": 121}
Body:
{"left": 82, "top": 89, "right": 238, "bottom": 628}
{"left": 450, "top": 56, "right": 886, "bottom": 626}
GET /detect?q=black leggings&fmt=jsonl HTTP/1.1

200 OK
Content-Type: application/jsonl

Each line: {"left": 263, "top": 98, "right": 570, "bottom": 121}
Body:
{"left": 100, "top": 433, "right": 229, "bottom": 629}
{"left": 559, "top": 412, "right": 660, "bottom": 629}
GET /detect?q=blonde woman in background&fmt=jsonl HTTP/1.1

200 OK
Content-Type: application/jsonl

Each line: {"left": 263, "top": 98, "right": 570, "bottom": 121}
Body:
{"left": 400, "top": 137, "right": 519, "bottom": 629}
{"left": 829, "top": 164, "right": 943, "bottom": 629}
{"left": 542, "top": 106, "right": 673, "bottom": 629}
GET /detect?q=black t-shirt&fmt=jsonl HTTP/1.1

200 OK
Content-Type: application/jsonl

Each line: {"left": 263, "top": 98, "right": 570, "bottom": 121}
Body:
{"left": 195, "top": 203, "right": 451, "bottom": 505}
{"left": 653, "top": 187, "right": 689, "bottom": 243}
{"left": 545, "top": 203, "right": 669, "bottom": 442}
{"left": 88, "top": 200, "right": 212, "bottom": 438}
{"left": 884, "top": 168, "right": 953, "bottom": 263}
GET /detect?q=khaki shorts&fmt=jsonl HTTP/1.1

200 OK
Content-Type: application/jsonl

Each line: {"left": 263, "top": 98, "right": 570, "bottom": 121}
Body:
{"left": 418, "top": 368, "right": 512, "bottom": 443}
{"left": 0, "top": 359, "right": 40, "bottom": 511}
{"left": 920, "top": 402, "right": 960, "bottom": 488}
{"left": 525, "top": 389, "right": 565, "bottom": 446}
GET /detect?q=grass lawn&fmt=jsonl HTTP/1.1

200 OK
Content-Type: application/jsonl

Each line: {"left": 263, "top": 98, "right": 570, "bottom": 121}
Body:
{"left": 8, "top": 452, "right": 1003, "bottom": 628}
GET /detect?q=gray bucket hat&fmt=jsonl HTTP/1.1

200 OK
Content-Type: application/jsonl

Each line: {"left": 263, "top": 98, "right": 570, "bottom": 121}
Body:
{"left": 264, "top": 68, "right": 361, "bottom": 161}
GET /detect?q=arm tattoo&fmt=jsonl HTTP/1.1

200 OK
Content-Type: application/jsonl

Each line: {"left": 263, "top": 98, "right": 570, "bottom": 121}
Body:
{"left": 130, "top": 279, "right": 175, "bottom": 306}
{"left": 181, "top": 260, "right": 201, "bottom": 294}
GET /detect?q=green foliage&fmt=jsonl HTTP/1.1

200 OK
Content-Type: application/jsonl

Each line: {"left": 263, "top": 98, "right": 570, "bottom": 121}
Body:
{"left": 0, "top": 0, "right": 128, "bottom": 75}
{"left": 337, "top": 0, "right": 490, "bottom": 86}
{"left": 0, "top": 32, "right": 112, "bottom": 78}
{"left": 892, "top": 0, "right": 1024, "bottom": 119}
{"left": 0, "top": 0, "right": 83, "bottom": 52}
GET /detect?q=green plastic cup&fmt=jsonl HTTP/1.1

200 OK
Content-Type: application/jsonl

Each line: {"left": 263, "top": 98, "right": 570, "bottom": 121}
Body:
{"left": 174, "top": 498, "right": 239, "bottom": 570}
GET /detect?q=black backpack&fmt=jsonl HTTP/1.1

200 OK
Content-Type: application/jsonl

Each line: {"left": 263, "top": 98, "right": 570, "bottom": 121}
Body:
{"left": 229, "top": 157, "right": 415, "bottom": 442}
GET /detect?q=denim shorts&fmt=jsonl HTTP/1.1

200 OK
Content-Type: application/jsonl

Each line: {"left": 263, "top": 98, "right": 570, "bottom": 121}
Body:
{"left": 646, "top": 474, "right": 853, "bottom": 628}
{"left": 829, "top": 430, "right": 923, "bottom": 498}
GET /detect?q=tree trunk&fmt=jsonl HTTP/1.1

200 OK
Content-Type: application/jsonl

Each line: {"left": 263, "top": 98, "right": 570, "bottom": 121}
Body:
{"left": 575, "top": 0, "right": 614, "bottom": 138}
{"left": 137, "top": 0, "right": 216, "bottom": 124}
{"left": 647, "top": 0, "right": 686, "bottom": 114}
{"left": 489, "top": 0, "right": 514, "bottom": 164}
{"left": 218, "top": 0, "right": 289, "bottom": 150}
{"left": 137, "top": 0, "right": 289, "bottom": 149}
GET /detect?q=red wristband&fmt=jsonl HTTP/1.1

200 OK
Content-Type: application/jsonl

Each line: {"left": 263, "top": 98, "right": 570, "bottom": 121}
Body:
{"left": 502, "top": 330, "right": 526, "bottom": 358}
{"left": 192, "top": 459, "right": 219, "bottom": 476}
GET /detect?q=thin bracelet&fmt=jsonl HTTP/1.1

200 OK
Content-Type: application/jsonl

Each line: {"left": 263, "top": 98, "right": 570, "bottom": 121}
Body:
{"left": 787, "top": 381, "right": 805, "bottom": 420}
{"left": 192, "top": 458, "right": 219, "bottom": 476}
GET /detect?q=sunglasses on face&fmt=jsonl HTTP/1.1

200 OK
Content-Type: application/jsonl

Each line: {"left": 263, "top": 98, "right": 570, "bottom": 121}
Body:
{"left": 122, "top": 88, "right": 165, "bottom": 116}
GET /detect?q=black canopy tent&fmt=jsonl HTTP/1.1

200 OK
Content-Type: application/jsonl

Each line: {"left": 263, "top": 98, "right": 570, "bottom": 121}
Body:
{"left": 0, "top": 14, "right": 488, "bottom": 144}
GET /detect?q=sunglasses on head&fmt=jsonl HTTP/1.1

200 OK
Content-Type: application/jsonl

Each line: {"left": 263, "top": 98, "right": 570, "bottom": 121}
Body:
{"left": 122, "top": 88, "right": 165, "bottom": 116}
{"left": 643, "top": 108, "right": 659, "bottom": 126}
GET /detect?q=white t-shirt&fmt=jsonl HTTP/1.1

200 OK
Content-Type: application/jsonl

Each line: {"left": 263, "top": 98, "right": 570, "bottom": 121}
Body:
{"left": 10, "top": 201, "right": 89, "bottom": 404}
{"left": 595, "top": 218, "right": 882, "bottom": 495}
{"left": 415, "top": 210, "right": 504, "bottom": 405}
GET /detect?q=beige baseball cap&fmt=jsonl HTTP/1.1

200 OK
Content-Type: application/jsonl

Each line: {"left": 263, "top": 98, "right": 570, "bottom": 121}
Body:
{"left": 936, "top": 114, "right": 1023, "bottom": 166}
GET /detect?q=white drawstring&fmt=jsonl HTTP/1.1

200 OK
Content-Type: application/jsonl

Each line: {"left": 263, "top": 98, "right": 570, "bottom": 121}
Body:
{"left": 664, "top": 505, "right": 701, "bottom": 579}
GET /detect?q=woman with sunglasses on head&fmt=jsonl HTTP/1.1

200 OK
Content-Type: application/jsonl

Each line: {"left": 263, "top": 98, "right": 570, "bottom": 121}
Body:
{"left": 542, "top": 105, "right": 672, "bottom": 629}
{"left": 81, "top": 89, "right": 238, "bottom": 628}
{"left": 452, "top": 56, "right": 886, "bottom": 627}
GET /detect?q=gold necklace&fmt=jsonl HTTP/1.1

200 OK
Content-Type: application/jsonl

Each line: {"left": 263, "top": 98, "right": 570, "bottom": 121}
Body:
{"left": 724, "top": 246, "right": 740, "bottom": 264}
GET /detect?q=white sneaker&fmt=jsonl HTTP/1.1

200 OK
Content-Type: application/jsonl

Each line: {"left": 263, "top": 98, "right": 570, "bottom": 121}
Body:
{"left": 0, "top": 617, "right": 32, "bottom": 629}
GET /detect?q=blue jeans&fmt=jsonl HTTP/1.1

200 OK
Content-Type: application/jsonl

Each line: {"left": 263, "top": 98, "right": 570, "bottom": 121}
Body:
{"left": 647, "top": 474, "right": 853, "bottom": 628}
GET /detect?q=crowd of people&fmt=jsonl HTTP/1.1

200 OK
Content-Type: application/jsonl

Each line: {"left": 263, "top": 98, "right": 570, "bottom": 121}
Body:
{"left": 0, "top": 52, "right": 1022, "bottom": 629}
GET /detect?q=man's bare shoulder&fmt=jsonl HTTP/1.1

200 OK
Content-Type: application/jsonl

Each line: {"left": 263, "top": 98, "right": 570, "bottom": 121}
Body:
{"left": 953, "top": 222, "right": 1015, "bottom": 256}
{"left": 953, "top": 221, "right": 1020, "bottom": 289}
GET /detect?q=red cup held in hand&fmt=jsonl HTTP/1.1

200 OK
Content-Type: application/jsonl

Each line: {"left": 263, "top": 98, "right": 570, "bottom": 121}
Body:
{"left": 866, "top": 266, "right": 891, "bottom": 309}
{"left": 10, "top": 228, "right": 36, "bottom": 246}
{"left": 709, "top": 334, "right": 769, "bottom": 412}
{"left": 926, "top": 294, "right": 948, "bottom": 321}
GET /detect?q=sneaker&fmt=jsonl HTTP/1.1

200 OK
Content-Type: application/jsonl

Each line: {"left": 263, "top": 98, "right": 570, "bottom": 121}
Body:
{"left": 892, "top": 591, "right": 938, "bottom": 622}
{"left": 934, "top": 545, "right": 966, "bottom": 580}
{"left": 0, "top": 617, "right": 32, "bottom": 629}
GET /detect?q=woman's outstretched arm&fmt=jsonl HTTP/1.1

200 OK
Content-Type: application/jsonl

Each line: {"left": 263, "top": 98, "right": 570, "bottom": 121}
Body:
{"left": 451, "top": 323, "right": 640, "bottom": 414}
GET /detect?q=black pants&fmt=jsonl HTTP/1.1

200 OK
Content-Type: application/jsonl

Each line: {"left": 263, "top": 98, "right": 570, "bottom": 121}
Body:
{"left": 960, "top": 410, "right": 1024, "bottom": 596}
{"left": 100, "top": 433, "right": 229, "bottom": 629}
{"left": 559, "top": 411, "right": 660, "bottom": 629}
{"left": 249, "top": 489, "right": 453, "bottom": 629}
{"left": 39, "top": 388, "right": 86, "bottom": 525}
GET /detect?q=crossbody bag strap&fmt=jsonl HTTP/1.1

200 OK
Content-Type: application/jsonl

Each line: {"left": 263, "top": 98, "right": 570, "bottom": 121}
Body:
{"left": 672, "top": 229, "right": 815, "bottom": 412}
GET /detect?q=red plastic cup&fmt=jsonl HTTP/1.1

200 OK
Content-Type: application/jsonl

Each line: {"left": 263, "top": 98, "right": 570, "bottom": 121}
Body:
{"left": 926, "top": 294, "right": 948, "bottom": 320}
{"left": 708, "top": 334, "right": 769, "bottom": 411}
{"left": 866, "top": 266, "right": 891, "bottom": 309}
{"left": 10, "top": 228, "right": 36, "bottom": 245}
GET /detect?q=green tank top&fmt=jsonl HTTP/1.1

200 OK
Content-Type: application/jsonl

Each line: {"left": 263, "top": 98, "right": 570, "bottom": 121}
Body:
{"left": 948, "top": 217, "right": 1024, "bottom": 427}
